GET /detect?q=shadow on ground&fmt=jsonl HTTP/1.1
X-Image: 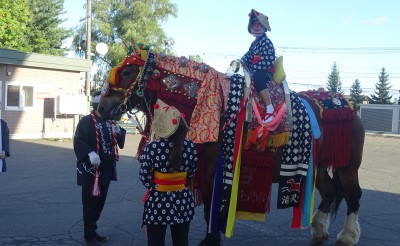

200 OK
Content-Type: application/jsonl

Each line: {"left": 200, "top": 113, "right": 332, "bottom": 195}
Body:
{"left": 0, "top": 135, "right": 398, "bottom": 246}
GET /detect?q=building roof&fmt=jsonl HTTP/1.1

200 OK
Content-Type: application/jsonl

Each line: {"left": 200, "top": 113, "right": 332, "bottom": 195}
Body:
{"left": 0, "top": 48, "right": 92, "bottom": 72}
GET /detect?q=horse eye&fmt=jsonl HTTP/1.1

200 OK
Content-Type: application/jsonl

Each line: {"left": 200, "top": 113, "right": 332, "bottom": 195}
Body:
{"left": 122, "top": 71, "right": 131, "bottom": 77}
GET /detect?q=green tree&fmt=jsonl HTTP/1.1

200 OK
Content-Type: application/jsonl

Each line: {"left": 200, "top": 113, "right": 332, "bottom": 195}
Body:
{"left": 72, "top": 0, "right": 178, "bottom": 67}
{"left": 26, "top": 0, "right": 71, "bottom": 55}
{"left": 0, "top": 0, "right": 70, "bottom": 55}
{"left": 0, "top": 0, "right": 31, "bottom": 51}
{"left": 349, "top": 79, "right": 363, "bottom": 110}
{"left": 326, "top": 62, "right": 343, "bottom": 94}
{"left": 370, "top": 67, "right": 392, "bottom": 104}
{"left": 188, "top": 54, "right": 203, "bottom": 63}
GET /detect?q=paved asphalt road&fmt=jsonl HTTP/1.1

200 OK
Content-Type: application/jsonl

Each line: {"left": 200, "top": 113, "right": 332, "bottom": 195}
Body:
{"left": 0, "top": 133, "right": 399, "bottom": 246}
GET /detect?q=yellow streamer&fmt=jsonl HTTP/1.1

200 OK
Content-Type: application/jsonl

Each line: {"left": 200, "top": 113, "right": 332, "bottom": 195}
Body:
{"left": 225, "top": 127, "right": 243, "bottom": 238}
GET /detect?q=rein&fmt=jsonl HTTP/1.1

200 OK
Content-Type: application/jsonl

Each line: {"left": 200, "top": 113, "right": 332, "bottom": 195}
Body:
{"left": 106, "top": 52, "right": 154, "bottom": 116}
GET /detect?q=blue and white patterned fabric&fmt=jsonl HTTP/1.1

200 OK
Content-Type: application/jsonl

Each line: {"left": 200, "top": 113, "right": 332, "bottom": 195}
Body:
{"left": 139, "top": 139, "right": 198, "bottom": 225}
{"left": 277, "top": 91, "right": 312, "bottom": 209}
{"left": 241, "top": 33, "right": 275, "bottom": 74}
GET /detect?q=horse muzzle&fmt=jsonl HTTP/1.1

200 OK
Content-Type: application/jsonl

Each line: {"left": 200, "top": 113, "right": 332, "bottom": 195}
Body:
{"left": 98, "top": 103, "right": 123, "bottom": 121}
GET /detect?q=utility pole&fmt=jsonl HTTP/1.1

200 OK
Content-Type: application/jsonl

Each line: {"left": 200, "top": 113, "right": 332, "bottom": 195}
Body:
{"left": 85, "top": 0, "right": 92, "bottom": 111}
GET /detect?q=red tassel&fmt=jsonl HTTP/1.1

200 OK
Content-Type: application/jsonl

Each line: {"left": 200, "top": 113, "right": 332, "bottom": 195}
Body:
{"left": 291, "top": 186, "right": 304, "bottom": 228}
{"left": 91, "top": 168, "right": 101, "bottom": 197}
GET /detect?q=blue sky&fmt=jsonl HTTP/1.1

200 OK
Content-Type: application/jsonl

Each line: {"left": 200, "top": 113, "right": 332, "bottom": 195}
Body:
{"left": 62, "top": 0, "right": 400, "bottom": 99}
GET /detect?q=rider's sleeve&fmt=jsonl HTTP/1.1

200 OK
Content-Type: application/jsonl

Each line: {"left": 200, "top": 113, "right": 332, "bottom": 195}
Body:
{"left": 241, "top": 49, "right": 252, "bottom": 67}
{"left": 259, "top": 37, "right": 275, "bottom": 70}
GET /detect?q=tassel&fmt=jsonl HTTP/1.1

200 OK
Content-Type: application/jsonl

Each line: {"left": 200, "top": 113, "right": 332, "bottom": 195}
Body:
{"left": 91, "top": 168, "right": 101, "bottom": 197}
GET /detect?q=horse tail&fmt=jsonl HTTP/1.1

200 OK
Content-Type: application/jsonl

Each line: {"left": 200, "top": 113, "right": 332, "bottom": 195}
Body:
{"left": 330, "top": 171, "right": 344, "bottom": 219}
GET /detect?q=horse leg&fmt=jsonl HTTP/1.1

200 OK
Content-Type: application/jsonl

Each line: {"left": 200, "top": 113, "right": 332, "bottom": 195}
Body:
{"left": 311, "top": 165, "right": 335, "bottom": 246}
{"left": 336, "top": 152, "right": 363, "bottom": 243}
{"left": 199, "top": 141, "right": 222, "bottom": 246}
{"left": 331, "top": 168, "right": 361, "bottom": 246}
{"left": 335, "top": 116, "right": 364, "bottom": 246}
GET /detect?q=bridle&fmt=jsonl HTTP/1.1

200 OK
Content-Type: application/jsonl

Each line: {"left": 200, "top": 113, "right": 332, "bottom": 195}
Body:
{"left": 101, "top": 50, "right": 154, "bottom": 117}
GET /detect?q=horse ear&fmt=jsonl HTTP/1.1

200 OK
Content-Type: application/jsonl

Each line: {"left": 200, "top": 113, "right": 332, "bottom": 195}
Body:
{"left": 130, "top": 37, "right": 135, "bottom": 46}
{"left": 122, "top": 41, "right": 129, "bottom": 53}
{"left": 130, "top": 37, "right": 140, "bottom": 56}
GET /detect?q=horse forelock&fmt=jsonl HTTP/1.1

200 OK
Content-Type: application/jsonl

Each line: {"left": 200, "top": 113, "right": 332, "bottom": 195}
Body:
{"left": 108, "top": 54, "right": 145, "bottom": 86}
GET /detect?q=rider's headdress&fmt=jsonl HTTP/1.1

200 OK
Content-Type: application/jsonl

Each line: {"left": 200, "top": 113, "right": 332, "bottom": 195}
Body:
{"left": 107, "top": 37, "right": 150, "bottom": 86}
{"left": 248, "top": 9, "right": 271, "bottom": 34}
{"left": 152, "top": 99, "right": 189, "bottom": 138}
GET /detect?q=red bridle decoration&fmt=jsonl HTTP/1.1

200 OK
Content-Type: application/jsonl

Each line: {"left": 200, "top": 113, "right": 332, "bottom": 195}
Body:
{"left": 90, "top": 111, "right": 119, "bottom": 161}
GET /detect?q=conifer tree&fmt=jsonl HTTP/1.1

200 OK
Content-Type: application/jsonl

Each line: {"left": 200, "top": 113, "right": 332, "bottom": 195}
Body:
{"left": 26, "top": 0, "right": 71, "bottom": 56}
{"left": 370, "top": 67, "right": 392, "bottom": 104}
{"left": 0, "top": 0, "right": 70, "bottom": 55}
{"left": 349, "top": 79, "right": 363, "bottom": 110}
{"left": 326, "top": 62, "right": 344, "bottom": 94}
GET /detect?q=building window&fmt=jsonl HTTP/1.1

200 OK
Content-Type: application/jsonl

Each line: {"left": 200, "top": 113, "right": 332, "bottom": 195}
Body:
{"left": 5, "top": 83, "right": 34, "bottom": 110}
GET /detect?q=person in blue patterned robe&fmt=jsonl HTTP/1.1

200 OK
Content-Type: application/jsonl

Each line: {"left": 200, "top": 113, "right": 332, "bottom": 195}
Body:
{"left": 139, "top": 99, "right": 198, "bottom": 246}
{"left": 241, "top": 9, "right": 276, "bottom": 124}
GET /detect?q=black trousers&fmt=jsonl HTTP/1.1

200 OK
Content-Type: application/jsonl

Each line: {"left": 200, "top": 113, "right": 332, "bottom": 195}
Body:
{"left": 82, "top": 182, "right": 109, "bottom": 241}
{"left": 146, "top": 222, "right": 191, "bottom": 246}
{"left": 253, "top": 71, "right": 273, "bottom": 92}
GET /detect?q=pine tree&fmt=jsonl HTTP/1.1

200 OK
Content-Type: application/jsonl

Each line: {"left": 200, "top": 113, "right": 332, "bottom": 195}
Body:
{"left": 0, "top": 0, "right": 70, "bottom": 55}
{"left": 326, "top": 62, "right": 344, "bottom": 94}
{"left": 370, "top": 67, "right": 392, "bottom": 104}
{"left": 349, "top": 79, "right": 363, "bottom": 110}
{"left": 26, "top": 0, "right": 71, "bottom": 56}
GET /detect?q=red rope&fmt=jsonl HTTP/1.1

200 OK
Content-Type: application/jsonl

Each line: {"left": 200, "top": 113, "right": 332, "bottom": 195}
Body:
{"left": 90, "top": 111, "right": 119, "bottom": 161}
{"left": 90, "top": 111, "right": 100, "bottom": 154}
{"left": 111, "top": 125, "right": 119, "bottom": 161}
{"left": 90, "top": 111, "right": 101, "bottom": 197}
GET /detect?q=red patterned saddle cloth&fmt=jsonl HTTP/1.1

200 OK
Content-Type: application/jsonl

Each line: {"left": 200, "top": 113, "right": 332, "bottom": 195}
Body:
{"left": 146, "top": 53, "right": 224, "bottom": 144}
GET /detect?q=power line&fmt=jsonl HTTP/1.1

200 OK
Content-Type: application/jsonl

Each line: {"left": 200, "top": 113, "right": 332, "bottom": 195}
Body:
{"left": 276, "top": 46, "right": 400, "bottom": 54}
{"left": 192, "top": 46, "right": 400, "bottom": 57}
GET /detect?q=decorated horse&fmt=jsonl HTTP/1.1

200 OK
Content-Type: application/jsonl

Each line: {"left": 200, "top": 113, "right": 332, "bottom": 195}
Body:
{"left": 98, "top": 40, "right": 365, "bottom": 246}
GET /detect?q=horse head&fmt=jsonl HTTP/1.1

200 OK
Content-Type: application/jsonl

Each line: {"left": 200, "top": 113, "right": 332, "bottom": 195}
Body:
{"left": 98, "top": 39, "right": 150, "bottom": 120}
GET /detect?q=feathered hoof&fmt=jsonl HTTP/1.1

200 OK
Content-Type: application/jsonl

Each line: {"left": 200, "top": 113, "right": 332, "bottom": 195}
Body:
{"left": 335, "top": 232, "right": 359, "bottom": 246}
{"left": 199, "top": 233, "right": 221, "bottom": 246}
{"left": 335, "top": 213, "right": 360, "bottom": 246}
{"left": 310, "top": 234, "right": 328, "bottom": 246}
{"left": 334, "top": 240, "right": 353, "bottom": 246}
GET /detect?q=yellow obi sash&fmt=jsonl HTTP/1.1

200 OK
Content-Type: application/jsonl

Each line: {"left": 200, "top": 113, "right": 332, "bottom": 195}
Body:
{"left": 154, "top": 171, "right": 187, "bottom": 192}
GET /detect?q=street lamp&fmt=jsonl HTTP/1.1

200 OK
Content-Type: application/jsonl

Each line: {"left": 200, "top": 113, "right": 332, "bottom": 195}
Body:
{"left": 94, "top": 42, "right": 109, "bottom": 91}
{"left": 96, "top": 42, "right": 108, "bottom": 57}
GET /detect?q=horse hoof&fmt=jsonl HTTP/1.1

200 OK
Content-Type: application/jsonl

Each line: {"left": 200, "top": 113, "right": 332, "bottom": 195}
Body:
{"left": 335, "top": 213, "right": 360, "bottom": 246}
{"left": 310, "top": 235, "right": 328, "bottom": 246}
{"left": 335, "top": 235, "right": 358, "bottom": 246}
{"left": 334, "top": 241, "right": 352, "bottom": 246}
{"left": 199, "top": 233, "right": 221, "bottom": 246}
